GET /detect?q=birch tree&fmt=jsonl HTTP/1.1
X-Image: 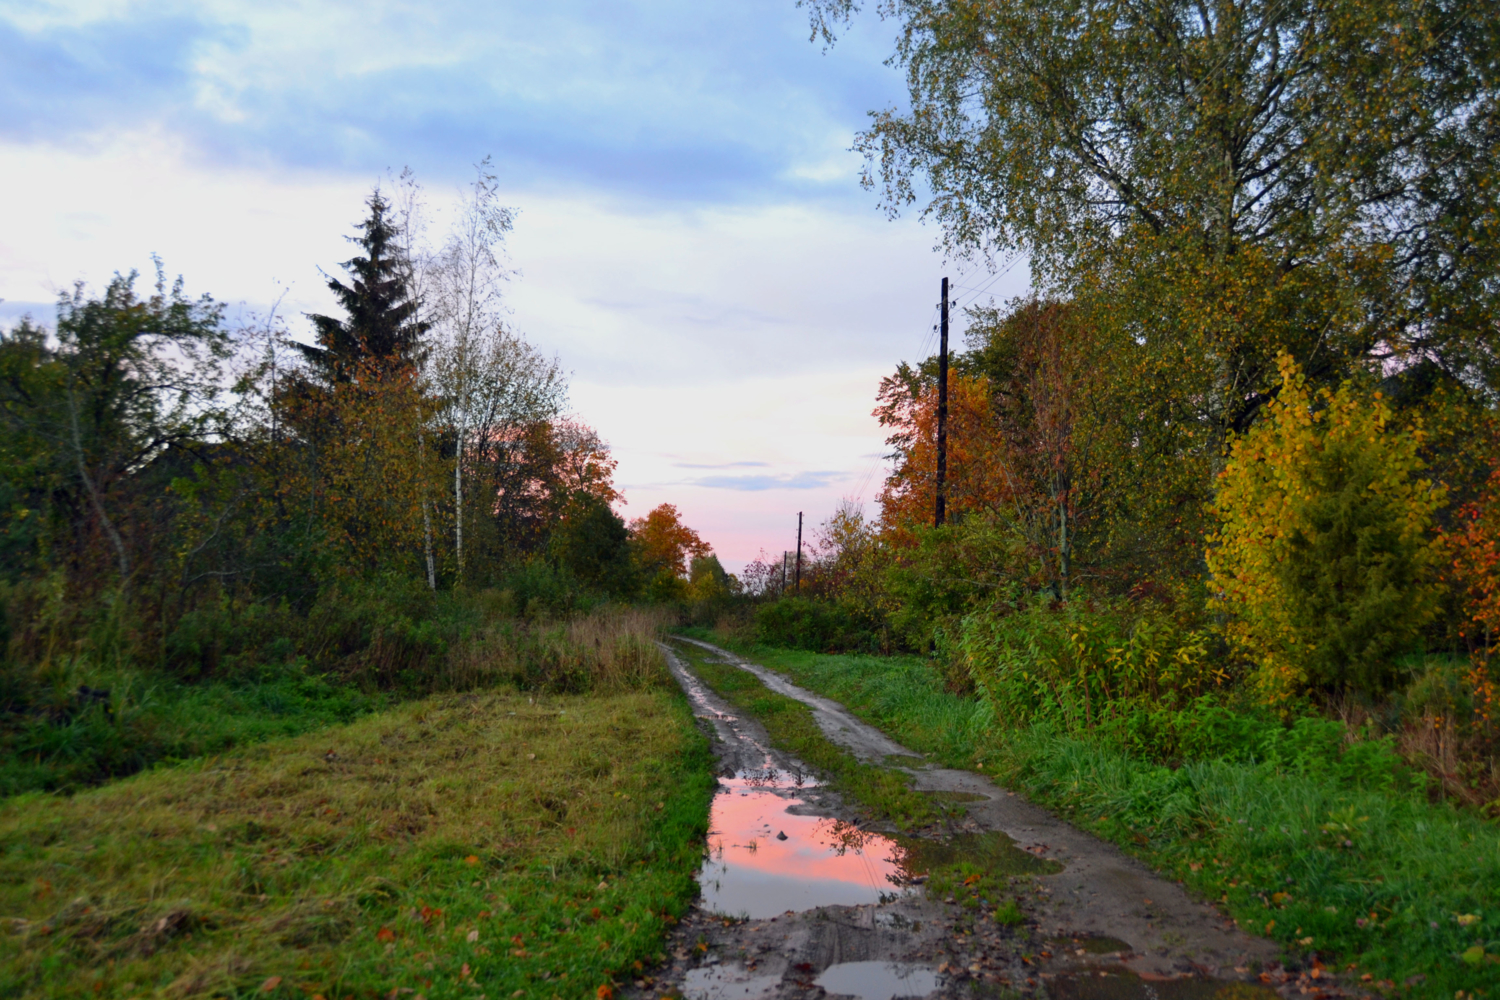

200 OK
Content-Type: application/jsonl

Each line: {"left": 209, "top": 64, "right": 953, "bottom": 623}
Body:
{"left": 428, "top": 159, "right": 566, "bottom": 580}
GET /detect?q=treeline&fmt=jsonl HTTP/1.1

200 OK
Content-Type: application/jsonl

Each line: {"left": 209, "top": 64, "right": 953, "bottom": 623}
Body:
{"left": 749, "top": 0, "right": 1500, "bottom": 811}
{"left": 0, "top": 166, "right": 725, "bottom": 771}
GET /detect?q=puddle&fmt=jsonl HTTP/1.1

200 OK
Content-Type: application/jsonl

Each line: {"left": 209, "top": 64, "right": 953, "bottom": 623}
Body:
{"left": 814, "top": 961, "right": 940, "bottom": 1000}
{"left": 1046, "top": 970, "right": 1280, "bottom": 1000}
{"left": 895, "top": 831, "right": 1063, "bottom": 877}
{"left": 698, "top": 771, "right": 911, "bottom": 919}
{"left": 682, "top": 963, "right": 782, "bottom": 1000}
{"left": 1050, "top": 935, "right": 1134, "bottom": 955}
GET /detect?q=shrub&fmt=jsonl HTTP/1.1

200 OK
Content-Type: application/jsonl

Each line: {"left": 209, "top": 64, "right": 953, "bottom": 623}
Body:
{"left": 1208, "top": 354, "right": 1444, "bottom": 702}
{"left": 755, "top": 597, "right": 878, "bottom": 653}
{"left": 957, "top": 596, "right": 1221, "bottom": 737}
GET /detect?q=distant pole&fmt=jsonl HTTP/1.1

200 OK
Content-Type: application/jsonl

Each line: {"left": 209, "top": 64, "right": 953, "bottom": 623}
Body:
{"left": 795, "top": 512, "right": 803, "bottom": 591}
{"left": 936, "top": 276, "right": 949, "bottom": 528}
{"left": 782, "top": 552, "right": 788, "bottom": 594}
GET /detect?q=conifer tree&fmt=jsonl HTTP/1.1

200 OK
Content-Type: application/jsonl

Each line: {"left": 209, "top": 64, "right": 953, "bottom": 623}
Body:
{"left": 299, "top": 191, "right": 429, "bottom": 383}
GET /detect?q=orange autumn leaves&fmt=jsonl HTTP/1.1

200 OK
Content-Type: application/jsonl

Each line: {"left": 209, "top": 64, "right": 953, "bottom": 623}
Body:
{"left": 628, "top": 503, "right": 709, "bottom": 579}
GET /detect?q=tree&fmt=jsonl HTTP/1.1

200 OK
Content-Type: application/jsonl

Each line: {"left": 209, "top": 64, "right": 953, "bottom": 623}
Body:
{"left": 298, "top": 191, "right": 430, "bottom": 384}
{"left": 805, "top": 0, "right": 1500, "bottom": 446}
{"left": 1207, "top": 354, "right": 1445, "bottom": 700}
{"left": 0, "top": 266, "right": 228, "bottom": 591}
{"left": 629, "top": 504, "right": 710, "bottom": 580}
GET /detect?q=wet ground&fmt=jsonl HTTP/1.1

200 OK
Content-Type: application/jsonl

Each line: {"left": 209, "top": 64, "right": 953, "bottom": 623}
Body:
{"left": 631, "top": 639, "right": 1368, "bottom": 1000}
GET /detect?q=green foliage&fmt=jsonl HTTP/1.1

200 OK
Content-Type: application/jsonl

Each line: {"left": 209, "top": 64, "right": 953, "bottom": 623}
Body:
{"left": 957, "top": 596, "right": 1223, "bottom": 735}
{"left": 0, "top": 662, "right": 377, "bottom": 797}
{"left": 1209, "top": 356, "right": 1444, "bottom": 700}
{"left": 549, "top": 495, "right": 639, "bottom": 598}
{"left": 755, "top": 596, "right": 880, "bottom": 654}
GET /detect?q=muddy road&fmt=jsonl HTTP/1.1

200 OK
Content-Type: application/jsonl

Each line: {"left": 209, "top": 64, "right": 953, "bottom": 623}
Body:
{"left": 629, "top": 638, "right": 1365, "bottom": 1000}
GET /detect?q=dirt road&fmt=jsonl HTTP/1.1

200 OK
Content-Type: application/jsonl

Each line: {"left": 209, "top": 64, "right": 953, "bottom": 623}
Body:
{"left": 626, "top": 638, "right": 1355, "bottom": 1000}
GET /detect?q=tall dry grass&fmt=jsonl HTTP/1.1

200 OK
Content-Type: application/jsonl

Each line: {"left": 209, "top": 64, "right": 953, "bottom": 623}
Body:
{"left": 443, "top": 605, "right": 674, "bottom": 693}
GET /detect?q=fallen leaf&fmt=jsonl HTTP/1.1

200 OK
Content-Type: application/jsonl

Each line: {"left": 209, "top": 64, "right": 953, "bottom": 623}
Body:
{"left": 260, "top": 977, "right": 282, "bottom": 993}
{"left": 1457, "top": 913, "right": 1480, "bottom": 927}
{"left": 376, "top": 926, "right": 395, "bottom": 943}
{"left": 1461, "top": 945, "right": 1484, "bottom": 966}
{"left": 596, "top": 986, "right": 613, "bottom": 1000}
{"left": 467, "top": 930, "right": 479, "bottom": 943}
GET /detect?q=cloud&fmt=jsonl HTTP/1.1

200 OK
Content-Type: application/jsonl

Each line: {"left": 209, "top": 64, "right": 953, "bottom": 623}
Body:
{"left": 0, "top": 0, "right": 905, "bottom": 204}
{"left": 674, "top": 461, "right": 770, "bottom": 470}
{"left": 689, "top": 470, "right": 844, "bottom": 491}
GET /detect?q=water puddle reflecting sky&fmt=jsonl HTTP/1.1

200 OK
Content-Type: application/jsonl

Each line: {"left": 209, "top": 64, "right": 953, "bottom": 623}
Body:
{"left": 697, "top": 770, "right": 911, "bottom": 919}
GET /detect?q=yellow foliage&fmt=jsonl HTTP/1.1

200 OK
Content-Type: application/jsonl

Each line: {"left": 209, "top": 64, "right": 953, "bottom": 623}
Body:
{"left": 1207, "top": 353, "right": 1444, "bottom": 701}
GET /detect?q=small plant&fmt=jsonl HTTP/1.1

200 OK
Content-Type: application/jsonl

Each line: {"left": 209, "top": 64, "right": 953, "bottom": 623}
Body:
{"left": 993, "top": 898, "right": 1025, "bottom": 926}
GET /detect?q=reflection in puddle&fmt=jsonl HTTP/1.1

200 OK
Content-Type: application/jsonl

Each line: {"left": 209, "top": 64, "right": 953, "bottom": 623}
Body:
{"left": 681, "top": 963, "right": 782, "bottom": 1000}
{"left": 814, "top": 961, "right": 939, "bottom": 1000}
{"left": 698, "top": 771, "right": 911, "bottom": 919}
{"left": 1047, "top": 969, "right": 1280, "bottom": 1000}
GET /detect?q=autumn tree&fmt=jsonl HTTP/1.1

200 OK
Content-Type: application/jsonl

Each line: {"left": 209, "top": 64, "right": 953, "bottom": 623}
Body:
{"left": 1207, "top": 354, "right": 1445, "bottom": 700}
{"left": 806, "top": 0, "right": 1500, "bottom": 468}
{"left": 629, "top": 504, "right": 711, "bottom": 582}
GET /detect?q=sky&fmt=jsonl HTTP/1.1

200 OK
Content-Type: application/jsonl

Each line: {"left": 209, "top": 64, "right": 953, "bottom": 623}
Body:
{"left": 0, "top": 0, "right": 1030, "bottom": 571}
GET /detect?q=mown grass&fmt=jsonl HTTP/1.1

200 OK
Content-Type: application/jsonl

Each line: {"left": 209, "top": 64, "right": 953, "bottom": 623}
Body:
{"left": 668, "top": 640, "right": 937, "bottom": 831}
{"left": 686, "top": 633, "right": 1500, "bottom": 999}
{"left": 0, "top": 683, "right": 715, "bottom": 999}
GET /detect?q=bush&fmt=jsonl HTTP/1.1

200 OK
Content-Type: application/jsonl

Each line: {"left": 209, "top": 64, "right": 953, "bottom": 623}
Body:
{"left": 957, "top": 596, "right": 1220, "bottom": 733}
{"left": 755, "top": 597, "right": 879, "bottom": 653}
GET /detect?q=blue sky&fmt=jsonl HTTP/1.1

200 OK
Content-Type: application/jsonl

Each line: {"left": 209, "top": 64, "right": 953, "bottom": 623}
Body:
{"left": 0, "top": 0, "right": 1029, "bottom": 567}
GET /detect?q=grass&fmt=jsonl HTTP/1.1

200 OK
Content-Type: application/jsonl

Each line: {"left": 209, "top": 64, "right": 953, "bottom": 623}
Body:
{"left": 668, "top": 640, "right": 937, "bottom": 831}
{"left": 685, "top": 631, "right": 1500, "bottom": 999}
{"left": 0, "top": 683, "right": 715, "bottom": 999}
{"left": 0, "top": 666, "right": 382, "bottom": 797}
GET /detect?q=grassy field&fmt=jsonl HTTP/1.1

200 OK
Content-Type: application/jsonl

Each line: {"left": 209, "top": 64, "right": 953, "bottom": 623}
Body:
{"left": 680, "top": 631, "right": 1500, "bottom": 999}
{"left": 0, "top": 684, "right": 714, "bottom": 1000}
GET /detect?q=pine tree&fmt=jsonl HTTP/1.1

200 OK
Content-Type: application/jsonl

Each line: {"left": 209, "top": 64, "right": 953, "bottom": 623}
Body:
{"left": 298, "top": 191, "right": 429, "bottom": 383}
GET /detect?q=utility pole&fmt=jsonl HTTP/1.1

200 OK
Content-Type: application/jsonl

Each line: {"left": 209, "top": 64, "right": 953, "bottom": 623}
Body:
{"left": 781, "top": 551, "right": 788, "bottom": 594}
{"left": 795, "top": 512, "right": 803, "bottom": 591}
{"left": 935, "top": 276, "right": 949, "bottom": 528}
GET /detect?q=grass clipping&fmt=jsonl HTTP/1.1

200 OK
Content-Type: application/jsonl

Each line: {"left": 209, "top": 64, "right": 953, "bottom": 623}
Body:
{"left": 0, "top": 682, "right": 714, "bottom": 999}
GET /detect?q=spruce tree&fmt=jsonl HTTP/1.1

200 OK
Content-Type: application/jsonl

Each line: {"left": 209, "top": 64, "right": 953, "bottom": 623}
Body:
{"left": 299, "top": 191, "right": 428, "bottom": 383}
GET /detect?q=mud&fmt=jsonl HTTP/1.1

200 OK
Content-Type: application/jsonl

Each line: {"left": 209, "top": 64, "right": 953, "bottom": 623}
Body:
{"left": 637, "top": 639, "right": 1367, "bottom": 1000}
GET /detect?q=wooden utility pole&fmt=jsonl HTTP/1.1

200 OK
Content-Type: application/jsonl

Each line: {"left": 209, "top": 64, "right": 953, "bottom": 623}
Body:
{"left": 935, "top": 276, "right": 949, "bottom": 528}
{"left": 795, "top": 512, "right": 803, "bottom": 591}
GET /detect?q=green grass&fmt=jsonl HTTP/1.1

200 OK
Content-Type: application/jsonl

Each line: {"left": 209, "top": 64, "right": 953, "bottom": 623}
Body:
{"left": 0, "top": 684, "right": 715, "bottom": 999}
{"left": 688, "top": 632, "right": 1500, "bottom": 998}
{"left": 0, "top": 665, "right": 383, "bottom": 797}
{"left": 668, "top": 640, "right": 937, "bottom": 831}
